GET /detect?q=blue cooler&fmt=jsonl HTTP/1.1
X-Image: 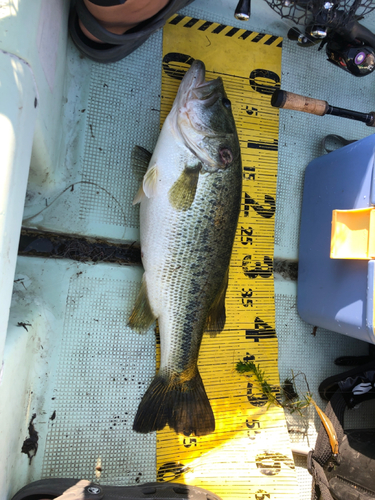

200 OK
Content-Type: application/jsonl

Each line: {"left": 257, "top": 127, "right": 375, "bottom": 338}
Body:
{"left": 297, "top": 134, "right": 375, "bottom": 344}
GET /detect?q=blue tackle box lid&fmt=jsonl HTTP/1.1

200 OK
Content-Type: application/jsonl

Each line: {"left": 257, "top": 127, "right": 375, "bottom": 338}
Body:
{"left": 297, "top": 134, "right": 375, "bottom": 344}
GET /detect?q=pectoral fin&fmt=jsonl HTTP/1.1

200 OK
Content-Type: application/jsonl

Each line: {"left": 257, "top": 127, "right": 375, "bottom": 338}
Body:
{"left": 134, "top": 164, "right": 159, "bottom": 204}
{"left": 168, "top": 165, "right": 201, "bottom": 211}
{"left": 205, "top": 268, "right": 229, "bottom": 335}
{"left": 128, "top": 276, "right": 156, "bottom": 332}
{"left": 143, "top": 165, "right": 159, "bottom": 199}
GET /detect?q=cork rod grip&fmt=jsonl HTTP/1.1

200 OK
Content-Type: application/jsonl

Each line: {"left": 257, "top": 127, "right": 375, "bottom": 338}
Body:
{"left": 271, "top": 89, "right": 329, "bottom": 116}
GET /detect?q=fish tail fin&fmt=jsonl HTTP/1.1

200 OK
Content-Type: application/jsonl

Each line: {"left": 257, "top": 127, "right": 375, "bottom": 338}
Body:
{"left": 133, "top": 369, "right": 215, "bottom": 436}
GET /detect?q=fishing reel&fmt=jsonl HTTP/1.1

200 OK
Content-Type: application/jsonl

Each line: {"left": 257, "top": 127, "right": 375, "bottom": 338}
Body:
{"left": 288, "top": 24, "right": 375, "bottom": 76}
{"left": 325, "top": 33, "right": 375, "bottom": 76}
{"left": 265, "top": 1, "right": 375, "bottom": 77}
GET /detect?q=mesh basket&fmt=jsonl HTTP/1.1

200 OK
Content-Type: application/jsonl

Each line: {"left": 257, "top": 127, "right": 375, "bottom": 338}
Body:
{"left": 263, "top": 0, "right": 375, "bottom": 27}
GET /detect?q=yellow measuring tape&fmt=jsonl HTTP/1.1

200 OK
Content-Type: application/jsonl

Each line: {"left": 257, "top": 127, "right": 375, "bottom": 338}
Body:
{"left": 158, "top": 16, "right": 298, "bottom": 500}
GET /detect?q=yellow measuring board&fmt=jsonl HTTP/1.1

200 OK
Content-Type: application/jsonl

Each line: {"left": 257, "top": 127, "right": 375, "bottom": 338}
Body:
{"left": 157, "top": 16, "right": 299, "bottom": 500}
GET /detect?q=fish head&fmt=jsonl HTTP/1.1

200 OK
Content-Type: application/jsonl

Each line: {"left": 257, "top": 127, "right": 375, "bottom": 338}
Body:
{"left": 173, "top": 60, "right": 240, "bottom": 172}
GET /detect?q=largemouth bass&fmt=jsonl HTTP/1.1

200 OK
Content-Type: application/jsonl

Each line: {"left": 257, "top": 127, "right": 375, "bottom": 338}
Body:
{"left": 129, "top": 60, "right": 242, "bottom": 437}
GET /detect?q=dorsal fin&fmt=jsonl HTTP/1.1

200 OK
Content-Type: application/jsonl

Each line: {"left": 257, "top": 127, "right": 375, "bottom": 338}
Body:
{"left": 131, "top": 146, "right": 152, "bottom": 181}
{"left": 132, "top": 185, "right": 145, "bottom": 205}
{"left": 132, "top": 146, "right": 153, "bottom": 204}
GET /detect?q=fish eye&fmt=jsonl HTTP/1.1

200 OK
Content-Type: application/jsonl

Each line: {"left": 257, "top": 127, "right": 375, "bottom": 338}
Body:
{"left": 222, "top": 97, "right": 231, "bottom": 109}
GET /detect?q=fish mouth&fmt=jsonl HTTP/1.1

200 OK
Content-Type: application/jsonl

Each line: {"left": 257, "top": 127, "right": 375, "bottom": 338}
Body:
{"left": 177, "top": 60, "right": 222, "bottom": 107}
{"left": 177, "top": 60, "right": 206, "bottom": 101}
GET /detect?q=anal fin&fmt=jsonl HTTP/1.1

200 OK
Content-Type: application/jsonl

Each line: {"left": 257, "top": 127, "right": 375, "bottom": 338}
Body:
{"left": 205, "top": 268, "right": 229, "bottom": 335}
{"left": 128, "top": 276, "right": 156, "bottom": 332}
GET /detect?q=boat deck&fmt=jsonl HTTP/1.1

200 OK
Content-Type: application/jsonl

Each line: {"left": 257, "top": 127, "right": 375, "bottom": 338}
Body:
{"left": 2, "top": 1, "right": 375, "bottom": 499}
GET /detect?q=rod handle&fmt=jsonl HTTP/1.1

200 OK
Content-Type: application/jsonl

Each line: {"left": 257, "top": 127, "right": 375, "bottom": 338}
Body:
{"left": 271, "top": 89, "right": 329, "bottom": 116}
{"left": 367, "top": 112, "right": 375, "bottom": 127}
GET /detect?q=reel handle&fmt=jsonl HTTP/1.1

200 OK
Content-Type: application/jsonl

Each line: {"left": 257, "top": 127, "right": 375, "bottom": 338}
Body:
{"left": 271, "top": 89, "right": 329, "bottom": 116}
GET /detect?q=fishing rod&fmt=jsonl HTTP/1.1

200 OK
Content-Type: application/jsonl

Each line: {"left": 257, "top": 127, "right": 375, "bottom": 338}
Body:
{"left": 271, "top": 88, "right": 375, "bottom": 127}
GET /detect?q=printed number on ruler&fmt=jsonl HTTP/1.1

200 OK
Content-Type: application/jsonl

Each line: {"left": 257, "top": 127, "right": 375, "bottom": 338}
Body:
{"left": 183, "top": 437, "right": 197, "bottom": 448}
{"left": 157, "top": 462, "right": 186, "bottom": 482}
{"left": 247, "top": 381, "right": 280, "bottom": 407}
{"left": 255, "top": 491, "right": 271, "bottom": 500}
{"left": 244, "top": 193, "right": 276, "bottom": 219}
{"left": 246, "top": 419, "right": 261, "bottom": 440}
{"left": 256, "top": 453, "right": 295, "bottom": 476}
